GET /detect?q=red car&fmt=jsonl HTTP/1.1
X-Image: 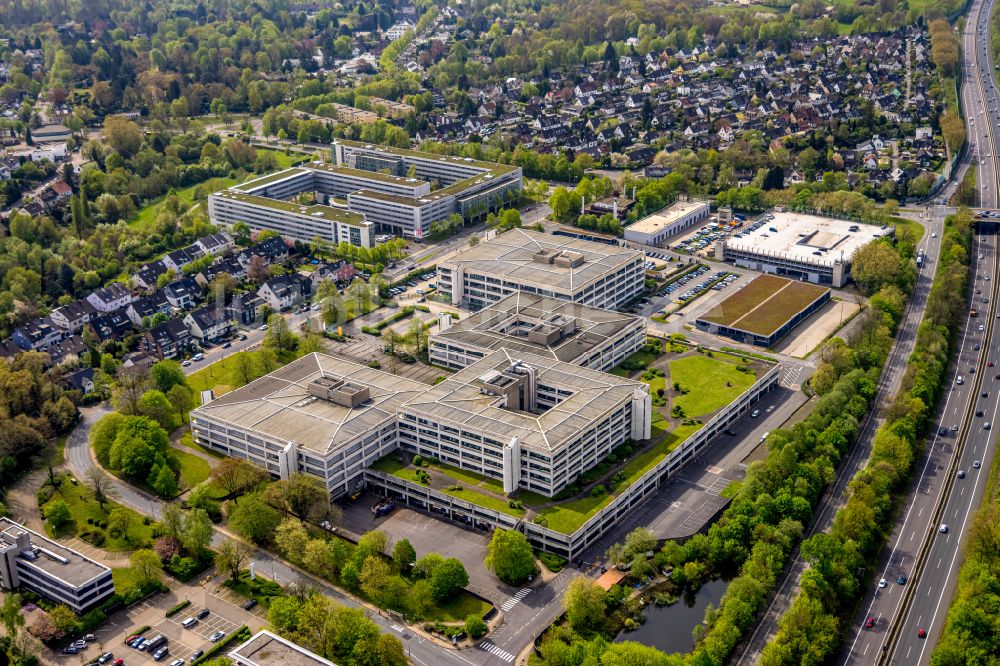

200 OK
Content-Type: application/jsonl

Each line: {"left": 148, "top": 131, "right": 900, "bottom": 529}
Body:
{"left": 989, "top": 361, "right": 995, "bottom": 367}
{"left": 865, "top": 617, "right": 875, "bottom": 628}
{"left": 124, "top": 635, "right": 139, "bottom": 645}
{"left": 113, "top": 659, "right": 124, "bottom": 666}
{"left": 917, "top": 629, "right": 927, "bottom": 639}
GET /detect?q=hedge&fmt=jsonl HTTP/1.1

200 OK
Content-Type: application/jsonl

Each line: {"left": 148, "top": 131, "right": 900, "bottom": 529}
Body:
{"left": 165, "top": 599, "right": 191, "bottom": 618}
{"left": 361, "top": 306, "right": 415, "bottom": 335}
{"left": 388, "top": 265, "right": 436, "bottom": 290}
{"left": 191, "top": 625, "right": 251, "bottom": 664}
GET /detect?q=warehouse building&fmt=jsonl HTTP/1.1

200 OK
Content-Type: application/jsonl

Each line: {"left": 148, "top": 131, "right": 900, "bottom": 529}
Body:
{"left": 190, "top": 351, "right": 650, "bottom": 499}
{"left": 438, "top": 229, "right": 645, "bottom": 312}
{"left": 0, "top": 518, "right": 115, "bottom": 613}
{"left": 716, "top": 211, "right": 892, "bottom": 288}
{"left": 429, "top": 292, "right": 646, "bottom": 372}
{"left": 624, "top": 200, "right": 710, "bottom": 246}
{"left": 208, "top": 141, "right": 522, "bottom": 244}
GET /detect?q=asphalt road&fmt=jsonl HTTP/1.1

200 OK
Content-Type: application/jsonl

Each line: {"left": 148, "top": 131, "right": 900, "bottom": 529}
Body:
{"left": 732, "top": 208, "right": 945, "bottom": 663}
{"left": 836, "top": 0, "right": 1000, "bottom": 662}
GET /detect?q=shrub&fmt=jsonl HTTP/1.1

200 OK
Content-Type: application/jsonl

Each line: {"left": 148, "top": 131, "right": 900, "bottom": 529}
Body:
{"left": 591, "top": 485, "right": 606, "bottom": 496}
{"left": 412, "top": 455, "right": 424, "bottom": 466}
{"left": 165, "top": 555, "right": 202, "bottom": 581}
{"left": 538, "top": 551, "right": 567, "bottom": 573}
{"left": 36, "top": 485, "right": 55, "bottom": 505}
{"left": 367, "top": 360, "right": 381, "bottom": 369}
{"left": 165, "top": 600, "right": 191, "bottom": 617}
{"left": 465, "top": 614, "right": 488, "bottom": 639}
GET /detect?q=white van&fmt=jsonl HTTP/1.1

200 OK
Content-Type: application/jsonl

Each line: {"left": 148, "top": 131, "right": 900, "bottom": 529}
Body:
{"left": 760, "top": 431, "right": 770, "bottom": 443}
{"left": 181, "top": 617, "right": 198, "bottom": 628}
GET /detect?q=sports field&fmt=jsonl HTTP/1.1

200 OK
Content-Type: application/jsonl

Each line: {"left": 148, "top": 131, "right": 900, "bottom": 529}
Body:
{"left": 699, "top": 275, "right": 829, "bottom": 336}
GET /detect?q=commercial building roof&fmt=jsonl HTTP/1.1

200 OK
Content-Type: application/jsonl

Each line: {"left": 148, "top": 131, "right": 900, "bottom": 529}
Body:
{"left": 441, "top": 229, "right": 643, "bottom": 293}
{"left": 403, "top": 349, "right": 644, "bottom": 454}
{"left": 698, "top": 274, "right": 830, "bottom": 336}
{"left": 336, "top": 138, "right": 521, "bottom": 175}
{"left": 0, "top": 518, "right": 110, "bottom": 588}
{"left": 722, "top": 211, "right": 891, "bottom": 268}
{"left": 229, "top": 630, "right": 335, "bottom": 666}
{"left": 432, "top": 292, "right": 643, "bottom": 363}
{"left": 212, "top": 190, "right": 370, "bottom": 227}
{"left": 627, "top": 200, "right": 709, "bottom": 235}
{"left": 191, "top": 353, "right": 428, "bottom": 455}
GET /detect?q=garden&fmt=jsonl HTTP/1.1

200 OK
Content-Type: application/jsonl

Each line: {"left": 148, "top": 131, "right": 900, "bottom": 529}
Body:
{"left": 38, "top": 473, "right": 153, "bottom": 550}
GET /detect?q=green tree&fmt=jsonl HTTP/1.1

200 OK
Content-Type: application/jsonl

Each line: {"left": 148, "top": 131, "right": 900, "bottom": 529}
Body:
{"left": 137, "top": 389, "right": 180, "bottom": 431}
{"left": 485, "top": 528, "right": 536, "bottom": 585}
{"left": 167, "top": 384, "right": 195, "bottom": 423}
{"left": 0, "top": 592, "right": 25, "bottom": 642}
{"left": 130, "top": 548, "right": 163, "bottom": 586}
{"left": 181, "top": 508, "right": 214, "bottom": 556}
{"left": 215, "top": 539, "right": 253, "bottom": 581}
{"left": 268, "top": 595, "right": 302, "bottom": 633}
{"left": 44, "top": 499, "right": 71, "bottom": 529}
{"left": 265, "top": 473, "right": 330, "bottom": 522}
{"left": 563, "top": 577, "right": 607, "bottom": 631}
{"left": 274, "top": 518, "right": 310, "bottom": 564}
{"left": 392, "top": 538, "right": 416, "bottom": 574}
{"left": 623, "top": 527, "right": 657, "bottom": 561}
{"left": 108, "top": 416, "right": 169, "bottom": 480}
{"left": 360, "top": 555, "right": 392, "bottom": 604}
{"left": 354, "top": 530, "right": 389, "bottom": 567}
{"left": 430, "top": 557, "right": 469, "bottom": 601}
{"left": 150, "top": 360, "right": 187, "bottom": 394}
{"left": 228, "top": 492, "right": 280, "bottom": 544}
{"left": 48, "top": 605, "right": 81, "bottom": 635}
{"left": 464, "top": 614, "right": 488, "bottom": 639}
{"left": 149, "top": 464, "right": 178, "bottom": 497}
{"left": 103, "top": 116, "right": 143, "bottom": 156}
{"left": 108, "top": 506, "right": 132, "bottom": 539}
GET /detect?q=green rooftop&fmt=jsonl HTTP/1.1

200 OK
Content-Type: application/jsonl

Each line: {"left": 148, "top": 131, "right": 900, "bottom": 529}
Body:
{"left": 214, "top": 190, "right": 370, "bottom": 227}
{"left": 336, "top": 139, "right": 521, "bottom": 176}
{"left": 236, "top": 167, "right": 308, "bottom": 191}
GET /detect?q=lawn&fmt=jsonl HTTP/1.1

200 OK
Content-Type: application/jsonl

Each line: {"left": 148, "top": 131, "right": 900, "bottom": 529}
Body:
{"left": 224, "top": 571, "right": 284, "bottom": 608}
{"left": 441, "top": 485, "right": 525, "bottom": 518}
{"left": 617, "top": 423, "right": 700, "bottom": 488}
{"left": 112, "top": 566, "right": 146, "bottom": 595}
{"left": 187, "top": 348, "right": 303, "bottom": 400}
{"left": 891, "top": 216, "right": 927, "bottom": 244}
{"left": 176, "top": 450, "right": 212, "bottom": 488}
{"left": 670, "top": 355, "right": 757, "bottom": 417}
{"left": 535, "top": 492, "right": 615, "bottom": 535}
{"left": 424, "top": 592, "right": 493, "bottom": 623}
{"left": 43, "top": 480, "right": 153, "bottom": 551}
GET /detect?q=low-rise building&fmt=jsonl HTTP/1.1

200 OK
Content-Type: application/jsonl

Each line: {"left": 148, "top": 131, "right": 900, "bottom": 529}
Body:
{"left": 125, "top": 291, "right": 172, "bottom": 326}
{"left": 142, "top": 318, "right": 192, "bottom": 359}
{"left": 0, "top": 518, "right": 115, "bottom": 613}
{"left": 184, "top": 305, "right": 234, "bottom": 343}
{"left": 229, "top": 630, "right": 334, "bottom": 666}
{"left": 163, "top": 277, "right": 202, "bottom": 310}
{"left": 258, "top": 275, "right": 309, "bottom": 311}
{"left": 623, "top": 200, "right": 710, "bottom": 247}
{"left": 12, "top": 316, "right": 64, "bottom": 351}
{"left": 86, "top": 283, "right": 133, "bottom": 313}
{"left": 50, "top": 299, "right": 97, "bottom": 334}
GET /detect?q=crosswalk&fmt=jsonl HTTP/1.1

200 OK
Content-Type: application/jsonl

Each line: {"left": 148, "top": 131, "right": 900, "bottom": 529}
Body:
{"left": 500, "top": 588, "right": 530, "bottom": 612}
{"left": 479, "top": 640, "right": 515, "bottom": 662}
{"left": 780, "top": 364, "right": 802, "bottom": 387}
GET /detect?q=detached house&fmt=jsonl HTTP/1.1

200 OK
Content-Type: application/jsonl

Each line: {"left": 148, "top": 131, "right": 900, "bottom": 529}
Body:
{"left": 86, "top": 309, "right": 134, "bottom": 344}
{"left": 130, "top": 260, "right": 170, "bottom": 292}
{"left": 49, "top": 299, "right": 97, "bottom": 334}
{"left": 126, "top": 291, "right": 171, "bottom": 326}
{"left": 12, "top": 316, "right": 64, "bottom": 351}
{"left": 194, "top": 232, "right": 234, "bottom": 257}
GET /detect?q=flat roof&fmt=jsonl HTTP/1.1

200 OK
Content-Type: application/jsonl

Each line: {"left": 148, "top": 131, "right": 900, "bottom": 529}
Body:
{"left": 431, "top": 292, "right": 643, "bottom": 363}
{"left": 627, "top": 200, "right": 709, "bottom": 235}
{"left": 307, "top": 162, "right": 428, "bottom": 187}
{"left": 336, "top": 139, "right": 521, "bottom": 176}
{"left": 229, "top": 630, "right": 335, "bottom": 666}
{"left": 212, "top": 190, "right": 371, "bottom": 227}
{"left": 722, "top": 211, "right": 891, "bottom": 268}
{"left": 191, "top": 353, "right": 428, "bottom": 455}
{"left": 0, "top": 518, "right": 111, "bottom": 588}
{"left": 236, "top": 167, "right": 309, "bottom": 192}
{"left": 440, "top": 229, "right": 643, "bottom": 293}
{"left": 697, "top": 274, "right": 830, "bottom": 336}
{"left": 403, "top": 349, "right": 644, "bottom": 454}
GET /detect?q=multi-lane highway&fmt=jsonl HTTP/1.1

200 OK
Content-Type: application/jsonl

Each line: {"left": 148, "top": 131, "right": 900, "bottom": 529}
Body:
{"left": 838, "top": 0, "right": 1000, "bottom": 662}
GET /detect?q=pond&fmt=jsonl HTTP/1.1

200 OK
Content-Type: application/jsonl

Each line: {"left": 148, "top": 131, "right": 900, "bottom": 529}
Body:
{"left": 615, "top": 577, "right": 730, "bottom": 653}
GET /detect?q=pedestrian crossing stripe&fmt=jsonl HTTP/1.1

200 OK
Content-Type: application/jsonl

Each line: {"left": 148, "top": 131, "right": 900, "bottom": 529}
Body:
{"left": 479, "top": 640, "right": 515, "bottom": 662}
{"left": 500, "top": 588, "right": 530, "bottom": 611}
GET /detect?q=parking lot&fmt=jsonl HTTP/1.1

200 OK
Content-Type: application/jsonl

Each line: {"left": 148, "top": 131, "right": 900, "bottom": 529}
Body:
{"left": 55, "top": 577, "right": 266, "bottom": 666}
{"left": 671, "top": 215, "right": 747, "bottom": 255}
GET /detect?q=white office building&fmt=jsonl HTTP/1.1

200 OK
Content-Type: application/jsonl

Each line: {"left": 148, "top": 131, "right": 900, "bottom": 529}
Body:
{"left": 624, "top": 200, "right": 711, "bottom": 247}
{"left": 438, "top": 229, "right": 645, "bottom": 311}
{"left": 0, "top": 518, "right": 115, "bottom": 613}
{"left": 429, "top": 292, "right": 646, "bottom": 372}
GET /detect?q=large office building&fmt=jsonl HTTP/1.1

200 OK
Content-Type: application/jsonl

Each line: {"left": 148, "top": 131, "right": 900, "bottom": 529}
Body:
{"left": 716, "top": 211, "right": 892, "bottom": 288}
{"left": 438, "top": 229, "right": 645, "bottom": 311}
{"left": 190, "top": 350, "right": 650, "bottom": 499}
{"left": 429, "top": 292, "right": 646, "bottom": 372}
{"left": 624, "top": 200, "right": 710, "bottom": 246}
{"left": 0, "top": 518, "right": 115, "bottom": 613}
{"left": 208, "top": 141, "right": 522, "bottom": 245}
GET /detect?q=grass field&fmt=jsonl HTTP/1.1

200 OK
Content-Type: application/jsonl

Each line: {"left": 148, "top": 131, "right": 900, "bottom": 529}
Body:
{"left": 112, "top": 566, "right": 146, "bottom": 595}
{"left": 699, "top": 275, "right": 828, "bottom": 336}
{"left": 670, "top": 355, "right": 757, "bottom": 417}
{"left": 177, "top": 450, "right": 212, "bottom": 488}
{"left": 535, "top": 492, "right": 615, "bottom": 534}
{"left": 44, "top": 481, "right": 153, "bottom": 551}
{"left": 187, "top": 348, "right": 302, "bottom": 399}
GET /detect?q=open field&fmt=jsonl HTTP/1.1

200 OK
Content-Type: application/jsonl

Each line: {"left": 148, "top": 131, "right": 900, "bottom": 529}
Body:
{"left": 44, "top": 480, "right": 153, "bottom": 550}
{"left": 698, "top": 275, "right": 828, "bottom": 336}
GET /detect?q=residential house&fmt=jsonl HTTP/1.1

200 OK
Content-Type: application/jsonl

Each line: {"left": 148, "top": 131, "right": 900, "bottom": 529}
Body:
{"left": 12, "top": 316, "right": 63, "bottom": 351}
{"left": 86, "top": 309, "right": 134, "bottom": 344}
{"left": 227, "top": 293, "right": 265, "bottom": 326}
{"left": 86, "top": 283, "right": 133, "bottom": 313}
{"left": 258, "top": 274, "right": 309, "bottom": 311}
{"left": 64, "top": 367, "right": 95, "bottom": 394}
{"left": 142, "top": 319, "right": 193, "bottom": 360}
{"left": 163, "top": 277, "right": 202, "bottom": 310}
{"left": 125, "top": 291, "right": 171, "bottom": 327}
{"left": 193, "top": 232, "right": 234, "bottom": 257}
{"left": 184, "top": 305, "right": 234, "bottom": 343}
{"left": 130, "top": 260, "right": 169, "bottom": 291}
{"left": 122, "top": 351, "right": 157, "bottom": 370}
{"left": 162, "top": 247, "right": 201, "bottom": 273}
{"left": 47, "top": 335, "right": 87, "bottom": 364}
{"left": 49, "top": 299, "right": 97, "bottom": 334}
{"left": 237, "top": 237, "right": 289, "bottom": 267}
{"left": 195, "top": 256, "right": 246, "bottom": 288}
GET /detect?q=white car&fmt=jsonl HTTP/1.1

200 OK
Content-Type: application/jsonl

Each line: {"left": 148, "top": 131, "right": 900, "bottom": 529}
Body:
{"left": 878, "top": 578, "right": 887, "bottom": 588}
{"left": 940, "top": 524, "right": 949, "bottom": 534}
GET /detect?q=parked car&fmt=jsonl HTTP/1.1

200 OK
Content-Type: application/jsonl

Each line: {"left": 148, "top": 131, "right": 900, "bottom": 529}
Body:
{"left": 196, "top": 609, "right": 210, "bottom": 620}
{"left": 243, "top": 599, "right": 258, "bottom": 610}
{"left": 210, "top": 631, "right": 226, "bottom": 643}
{"left": 98, "top": 653, "right": 114, "bottom": 664}
{"left": 189, "top": 650, "right": 203, "bottom": 663}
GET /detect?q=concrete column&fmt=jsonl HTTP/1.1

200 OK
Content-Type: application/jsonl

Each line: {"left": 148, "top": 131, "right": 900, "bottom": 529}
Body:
{"left": 451, "top": 266, "right": 463, "bottom": 306}
{"left": 631, "top": 388, "right": 652, "bottom": 441}
{"left": 278, "top": 441, "right": 297, "bottom": 480}
{"left": 503, "top": 436, "right": 522, "bottom": 494}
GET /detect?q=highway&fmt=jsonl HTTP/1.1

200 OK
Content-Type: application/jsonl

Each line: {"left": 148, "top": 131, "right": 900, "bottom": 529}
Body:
{"left": 838, "top": 0, "right": 1000, "bottom": 663}
{"left": 732, "top": 204, "right": 945, "bottom": 662}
